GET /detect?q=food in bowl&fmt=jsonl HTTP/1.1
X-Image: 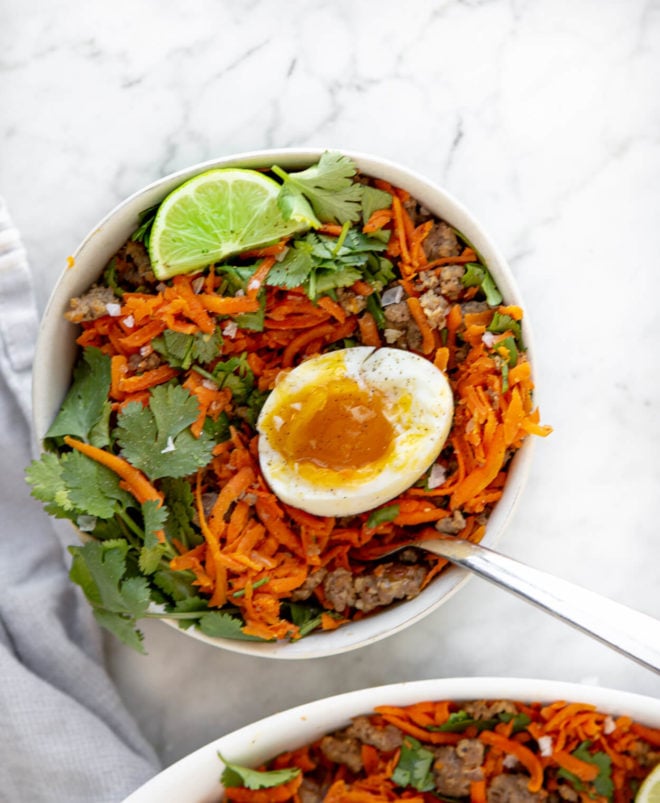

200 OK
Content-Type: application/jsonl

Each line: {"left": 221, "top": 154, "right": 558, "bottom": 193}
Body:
{"left": 217, "top": 695, "right": 660, "bottom": 802}
{"left": 27, "top": 151, "right": 550, "bottom": 652}
{"left": 118, "top": 680, "right": 660, "bottom": 803}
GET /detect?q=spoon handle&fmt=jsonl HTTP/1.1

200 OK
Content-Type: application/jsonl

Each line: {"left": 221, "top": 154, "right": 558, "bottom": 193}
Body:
{"left": 423, "top": 537, "right": 660, "bottom": 674}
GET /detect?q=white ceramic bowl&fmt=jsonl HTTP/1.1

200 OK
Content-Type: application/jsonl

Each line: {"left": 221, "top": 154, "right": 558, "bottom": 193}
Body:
{"left": 32, "top": 148, "right": 536, "bottom": 658}
{"left": 121, "top": 676, "right": 660, "bottom": 803}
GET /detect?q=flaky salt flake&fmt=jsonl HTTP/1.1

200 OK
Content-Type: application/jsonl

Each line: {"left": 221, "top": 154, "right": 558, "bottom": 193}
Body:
{"left": 381, "top": 285, "right": 405, "bottom": 306}
{"left": 537, "top": 736, "right": 553, "bottom": 757}
{"left": 603, "top": 716, "right": 616, "bottom": 734}
{"left": 77, "top": 515, "right": 97, "bottom": 532}
{"left": 223, "top": 321, "right": 238, "bottom": 338}
{"left": 105, "top": 303, "right": 122, "bottom": 317}
{"left": 122, "top": 314, "right": 135, "bottom": 328}
{"left": 482, "top": 331, "right": 496, "bottom": 347}
{"left": 428, "top": 463, "right": 447, "bottom": 489}
{"left": 161, "top": 436, "right": 176, "bottom": 454}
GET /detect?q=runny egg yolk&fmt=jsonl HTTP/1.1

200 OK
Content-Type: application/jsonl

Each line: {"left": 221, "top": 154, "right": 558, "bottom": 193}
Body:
{"left": 265, "top": 378, "right": 394, "bottom": 472}
{"left": 257, "top": 346, "right": 455, "bottom": 518}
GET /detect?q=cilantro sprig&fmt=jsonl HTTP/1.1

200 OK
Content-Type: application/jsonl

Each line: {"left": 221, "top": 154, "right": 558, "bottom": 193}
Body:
{"left": 428, "top": 709, "right": 532, "bottom": 734}
{"left": 45, "top": 347, "right": 112, "bottom": 445}
{"left": 558, "top": 742, "right": 614, "bottom": 800}
{"left": 266, "top": 227, "right": 388, "bottom": 300}
{"left": 220, "top": 754, "right": 300, "bottom": 790}
{"left": 391, "top": 736, "right": 436, "bottom": 792}
{"left": 273, "top": 151, "right": 364, "bottom": 225}
{"left": 462, "top": 262, "right": 502, "bottom": 307}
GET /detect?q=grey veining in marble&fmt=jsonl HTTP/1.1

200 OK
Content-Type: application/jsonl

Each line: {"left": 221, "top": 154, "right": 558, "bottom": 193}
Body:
{"left": 2, "top": 0, "right": 659, "bottom": 769}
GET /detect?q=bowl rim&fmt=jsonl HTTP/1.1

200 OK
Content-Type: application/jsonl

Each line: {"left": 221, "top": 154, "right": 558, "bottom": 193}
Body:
{"left": 121, "top": 676, "right": 660, "bottom": 803}
{"left": 32, "top": 147, "right": 537, "bottom": 659}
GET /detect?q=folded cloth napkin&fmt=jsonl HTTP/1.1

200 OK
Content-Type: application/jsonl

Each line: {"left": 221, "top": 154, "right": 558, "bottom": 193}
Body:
{"left": 0, "top": 197, "right": 160, "bottom": 802}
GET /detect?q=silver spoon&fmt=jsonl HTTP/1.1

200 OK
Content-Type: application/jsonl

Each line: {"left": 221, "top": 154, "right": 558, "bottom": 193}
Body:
{"left": 377, "top": 536, "right": 660, "bottom": 674}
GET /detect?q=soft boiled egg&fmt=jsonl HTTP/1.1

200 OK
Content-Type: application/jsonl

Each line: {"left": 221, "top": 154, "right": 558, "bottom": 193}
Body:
{"left": 256, "top": 347, "right": 454, "bottom": 517}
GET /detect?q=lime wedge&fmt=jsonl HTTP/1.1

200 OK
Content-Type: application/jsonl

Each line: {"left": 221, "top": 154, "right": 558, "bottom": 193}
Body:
{"left": 148, "top": 168, "right": 314, "bottom": 280}
{"left": 637, "top": 764, "right": 660, "bottom": 803}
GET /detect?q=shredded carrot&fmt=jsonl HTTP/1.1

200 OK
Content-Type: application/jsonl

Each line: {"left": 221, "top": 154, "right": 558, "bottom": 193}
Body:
{"left": 406, "top": 296, "right": 436, "bottom": 354}
{"left": 220, "top": 698, "right": 659, "bottom": 803}
{"left": 118, "top": 364, "right": 179, "bottom": 394}
{"left": 317, "top": 295, "right": 347, "bottom": 323}
{"left": 479, "top": 731, "right": 544, "bottom": 793}
{"left": 552, "top": 750, "right": 600, "bottom": 782}
{"left": 245, "top": 257, "right": 276, "bottom": 300}
{"left": 200, "top": 295, "right": 261, "bottom": 315}
{"left": 470, "top": 780, "right": 488, "bottom": 803}
{"left": 363, "top": 207, "right": 393, "bottom": 233}
{"left": 62, "top": 171, "right": 551, "bottom": 644}
{"left": 351, "top": 279, "right": 374, "bottom": 296}
{"left": 317, "top": 223, "right": 344, "bottom": 236}
{"left": 358, "top": 311, "right": 382, "bottom": 348}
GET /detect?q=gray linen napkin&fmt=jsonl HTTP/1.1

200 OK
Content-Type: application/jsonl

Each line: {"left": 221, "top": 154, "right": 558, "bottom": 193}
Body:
{"left": 0, "top": 197, "right": 160, "bottom": 802}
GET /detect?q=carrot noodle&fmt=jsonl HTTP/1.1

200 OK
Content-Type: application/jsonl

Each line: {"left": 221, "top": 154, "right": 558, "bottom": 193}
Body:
{"left": 219, "top": 698, "right": 659, "bottom": 802}
{"left": 64, "top": 171, "right": 552, "bottom": 643}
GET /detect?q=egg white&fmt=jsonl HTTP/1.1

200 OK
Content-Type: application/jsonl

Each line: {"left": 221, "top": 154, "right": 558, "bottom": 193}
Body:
{"left": 257, "top": 347, "right": 454, "bottom": 517}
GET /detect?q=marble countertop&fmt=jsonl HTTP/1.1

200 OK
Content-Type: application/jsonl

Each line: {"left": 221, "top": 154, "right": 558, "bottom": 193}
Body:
{"left": 3, "top": 0, "right": 659, "bottom": 773}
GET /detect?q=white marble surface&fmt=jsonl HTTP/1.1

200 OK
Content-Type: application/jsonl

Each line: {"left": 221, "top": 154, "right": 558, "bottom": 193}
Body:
{"left": 3, "top": 0, "right": 660, "bottom": 775}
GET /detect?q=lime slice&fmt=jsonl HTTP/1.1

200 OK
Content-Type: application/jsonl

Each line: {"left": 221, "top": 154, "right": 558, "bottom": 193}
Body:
{"left": 148, "top": 168, "right": 315, "bottom": 280}
{"left": 637, "top": 765, "right": 660, "bottom": 803}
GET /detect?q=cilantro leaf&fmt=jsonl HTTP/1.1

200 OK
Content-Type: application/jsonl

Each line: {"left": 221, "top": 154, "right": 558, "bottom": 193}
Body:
{"left": 68, "top": 539, "right": 151, "bottom": 653}
{"left": 198, "top": 611, "right": 269, "bottom": 641}
{"left": 572, "top": 742, "right": 614, "bottom": 799}
{"left": 311, "top": 265, "right": 362, "bottom": 297}
{"left": 462, "top": 262, "right": 503, "bottom": 307}
{"left": 115, "top": 385, "right": 214, "bottom": 480}
{"left": 273, "top": 152, "right": 364, "bottom": 225}
{"left": 428, "top": 709, "right": 532, "bottom": 735}
{"left": 62, "top": 450, "right": 135, "bottom": 518}
{"left": 499, "top": 711, "right": 532, "bottom": 733}
{"left": 92, "top": 608, "right": 145, "bottom": 653}
{"left": 268, "top": 229, "right": 384, "bottom": 300}
{"left": 266, "top": 243, "right": 313, "bottom": 289}
{"left": 361, "top": 185, "right": 392, "bottom": 224}
{"left": 363, "top": 253, "right": 396, "bottom": 289}
{"left": 152, "top": 329, "right": 222, "bottom": 369}
{"left": 46, "top": 348, "right": 111, "bottom": 442}
{"left": 488, "top": 311, "right": 523, "bottom": 348}
{"left": 283, "top": 600, "right": 324, "bottom": 638}
{"left": 26, "top": 452, "right": 75, "bottom": 518}
{"left": 152, "top": 569, "right": 203, "bottom": 604}
{"left": 235, "top": 292, "right": 266, "bottom": 332}
{"left": 139, "top": 500, "right": 170, "bottom": 575}
{"left": 391, "top": 736, "right": 436, "bottom": 792}
{"left": 161, "top": 477, "right": 201, "bottom": 549}
{"left": 88, "top": 400, "right": 112, "bottom": 448}
{"left": 220, "top": 754, "right": 300, "bottom": 790}
{"left": 26, "top": 450, "right": 134, "bottom": 520}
